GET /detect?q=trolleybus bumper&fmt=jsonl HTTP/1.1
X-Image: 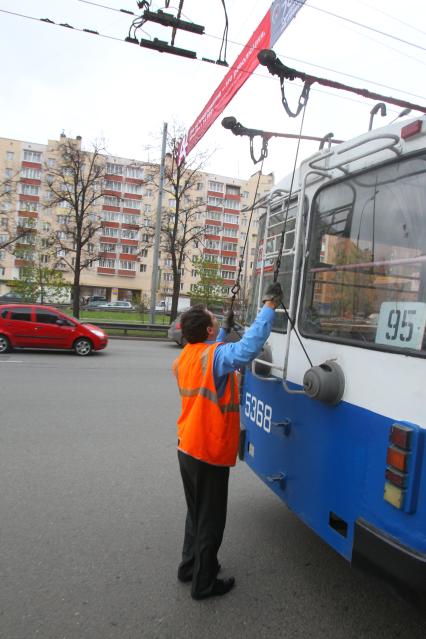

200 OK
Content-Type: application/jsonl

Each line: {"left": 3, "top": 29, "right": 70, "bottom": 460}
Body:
{"left": 353, "top": 518, "right": 426, "bottom": 592}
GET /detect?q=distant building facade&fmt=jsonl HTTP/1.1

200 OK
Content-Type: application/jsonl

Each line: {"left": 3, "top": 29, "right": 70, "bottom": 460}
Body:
{"left": 0, "top": 134, "right": 274, "bottom": 306}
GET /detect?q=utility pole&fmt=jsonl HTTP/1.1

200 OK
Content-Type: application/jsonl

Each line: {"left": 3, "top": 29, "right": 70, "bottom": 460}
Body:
{"left": 150, "top": 122, "right": 168, "bottom": 324}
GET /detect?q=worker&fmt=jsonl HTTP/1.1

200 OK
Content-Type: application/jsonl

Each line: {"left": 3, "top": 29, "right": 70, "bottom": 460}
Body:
{"left": 172, "top": 282, "right": 283, "bottom": 600}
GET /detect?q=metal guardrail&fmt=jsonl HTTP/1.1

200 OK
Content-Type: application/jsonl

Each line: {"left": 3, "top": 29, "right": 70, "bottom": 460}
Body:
{"left": 82, "top": 320, "right": 171, "bottom": 337}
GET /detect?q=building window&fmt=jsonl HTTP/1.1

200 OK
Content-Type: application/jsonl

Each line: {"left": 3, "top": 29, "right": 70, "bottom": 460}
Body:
{"left": 140, "top": 264, "right": 147, "bottom": 272}
{"left": 124, "top": 183, "right": 141, "bottom": 194}
{"left": 208, "top": 196, "right": 223, "bottom": 207}
{"left": 23, "top": 150, "right": 42, "bottom": 163}
{"left": 4, "top": 168, "right": 13, "bottom": 178}
{"left": 0, "top": 267, "right": 5, "bottom": 276}
{"left": 100, "top": 242, "right": 116, "bottom": 252}
{"left": 145, "top": 189, "right": 153, "bottom": 198}
{"left": 123, "top": 199, "right": 141, "bottom": 210}
{"left": 222, "top": 270, "right": 234, "bottom": 279}
{"left": 126, "top": 166, "right": 144, "bottom": 179}
{"left": 121, "top": 245, "right": 137, "bottom": 254}
{"left": 20, "top": 184, "right": 39, "bottom": 196}
{"left": 47, "top": 158, "right": 56, "bottom": 168}
{"left": 99, "top": 258, "right": 115, "bottom": 268}
{"left": 168, "top": 199, "right": 176, "bottom": 208}
{"left": 223, "top": 227, "right": 238, "bottom": 238}
{"left": 101, "top": 226, "right": 119, "bottom": 237}
{"left": 21, "top": 167, "right": 41, "bottom": 179}
{"left": 205, "top": 240, "right": 220, "bottom": 250}
{"left": 104, "top": 195, "right": 121, "bottom": 208}
{"left": 196, "top": 182, "right": 203, "bottom": 191}
{"left": 106, "top": 163, "right": 123, "bottom": 175}
{"left": 163, "top": 272, "right": 173, "bottom": 281}
{"left": 121, "top": 229, "right": 139, "bottom": 239}
{"left": 105, "top": 180, "right": 122, "bottom": 191}
{"left": 119, "top": 260, "right": 136, "bottom": 271}
{"left": 224, "top": 199, "right": 240, "bottom": 210}
{"left": 6, "top": 151, "right": 14, "bottom": 161}
{"left": 208, "top": 180, "right": 224, "bottom": 192}
{"left": 226, "top": 185, "right": 240, "bottom": 195}
{"left": 144, "top": 204, "right": 152, "bottom": 213}
{"left": 222, "top": 241, "right": 237, "bottom": 251}
{"left": 140, "top": 249, "right": 148, "bottom": 257}
{"left": 223, "top": 213, "right": 238, "bottom": 224}
{"left": 122, "top": 214, "right": 140, "bottom": 225}
{"left": 242, "top": 191, "right": 249, "bottom": 199}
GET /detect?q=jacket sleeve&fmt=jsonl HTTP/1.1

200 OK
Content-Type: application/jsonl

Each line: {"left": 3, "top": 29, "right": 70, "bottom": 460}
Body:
{"left": 213, "top": 306, "right": 275, "bottom": 376}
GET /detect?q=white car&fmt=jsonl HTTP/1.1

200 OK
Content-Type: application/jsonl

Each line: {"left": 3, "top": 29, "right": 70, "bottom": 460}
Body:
{"left": 99, "top": 301, "right": 134, "bottom": 310}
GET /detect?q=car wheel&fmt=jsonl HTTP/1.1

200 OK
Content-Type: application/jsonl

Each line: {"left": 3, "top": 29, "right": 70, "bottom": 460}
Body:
{"left": 0, "top": 334, "right": 11, "bottom": 353}
{"left": 73, "top": 337, "right": 93, "bottom": 356}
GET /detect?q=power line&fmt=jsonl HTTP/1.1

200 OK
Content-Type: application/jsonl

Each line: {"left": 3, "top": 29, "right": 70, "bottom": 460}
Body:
{"left": 1, "top": 7, "right": 423, "bottom": 112}
{"left": 294, "top": 0, "right": 426, "bottom": 52}
{"left": 68, "top": 0, "right": 136, "bottom": 15}
{"left": 356, "top": 0, "right": 426, "bottom": 38}
{"left": 67, "top": 0, "right": 426, "bottom": 54}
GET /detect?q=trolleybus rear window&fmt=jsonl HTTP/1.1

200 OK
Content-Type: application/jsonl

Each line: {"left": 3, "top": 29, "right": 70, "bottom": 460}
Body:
{"left": 300, "top": 154, "right": 426, "bottom": 355}
{"left": 246, "top": 193, "right": 299, "bottom": 332}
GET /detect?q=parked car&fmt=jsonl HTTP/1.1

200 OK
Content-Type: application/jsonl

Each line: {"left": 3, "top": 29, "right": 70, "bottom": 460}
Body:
{"left": 168, "top": 314, "right": 243, "bottom": 347}
{"left": 0, "top": 304, "right": 108, "bottom": 356}
{"left": 85, "top": 299, "right": 109, "bottom": 311}
{"left": 98, "top": 301, "right": 134, "bottom": 310}
{"left": 0, "top": 291, "right": 23, "bottom": 303}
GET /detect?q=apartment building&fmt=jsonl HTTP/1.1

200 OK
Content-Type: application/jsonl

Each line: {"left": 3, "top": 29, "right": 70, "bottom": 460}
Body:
{"left": 0, "top": 134, "right": 274, "bottom": 305}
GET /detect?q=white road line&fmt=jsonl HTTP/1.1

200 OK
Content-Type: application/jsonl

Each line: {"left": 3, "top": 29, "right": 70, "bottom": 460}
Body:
{"left": 0, "top": 360, "right": 23, "bottom": 363}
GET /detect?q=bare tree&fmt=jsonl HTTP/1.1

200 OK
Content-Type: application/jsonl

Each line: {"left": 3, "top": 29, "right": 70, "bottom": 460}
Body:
{"left": 44, "top": 139, "right": 106, "bottom": 318}
{"left": 148, "top": 126, "right": 211, "bottom": 320}
{"left": 0, "top": 172, "right": 34, "bottom": 251}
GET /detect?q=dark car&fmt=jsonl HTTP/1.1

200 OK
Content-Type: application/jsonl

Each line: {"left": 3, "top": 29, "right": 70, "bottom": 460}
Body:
{"left": 0, "top": 304, "right": 108, "bottom": 356}
{"left": 168, "top": 314, "right": 243, "bottom": 347}
{"left": 0, "top": 291, "right": 23, "bottom": 303}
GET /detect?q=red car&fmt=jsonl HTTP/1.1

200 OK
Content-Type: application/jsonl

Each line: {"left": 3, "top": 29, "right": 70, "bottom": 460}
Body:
{"left": 0, "top": 304, "right": 108, "bottom": 356}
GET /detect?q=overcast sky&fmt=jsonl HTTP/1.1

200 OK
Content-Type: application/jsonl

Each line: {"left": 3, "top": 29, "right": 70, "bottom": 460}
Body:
{"left": 0, "top": 0, "right": 425, "bottom": 182}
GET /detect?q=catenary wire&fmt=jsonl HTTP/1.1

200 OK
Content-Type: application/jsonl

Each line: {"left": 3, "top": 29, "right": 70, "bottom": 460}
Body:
{"left": 356, "top": 0, "right": 426, "bottom": 37}
{"left": 0, "top": 8, "right": 422, "bottom": 113}
{"left": 50, "top": 2, "right": 426, "bottom": 98}
{"left": 292, "top": 0, "right": 426, "bottom": 52}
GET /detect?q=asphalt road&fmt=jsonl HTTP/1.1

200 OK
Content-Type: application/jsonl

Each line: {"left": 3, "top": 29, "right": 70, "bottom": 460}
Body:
{"left": 0, "top": 340, "right": 425, "bottom": 639}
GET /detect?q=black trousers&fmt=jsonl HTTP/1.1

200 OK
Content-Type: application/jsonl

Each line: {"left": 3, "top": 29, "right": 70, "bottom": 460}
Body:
{"left": 177, "top": 450, "right": 230, "bottom": 598}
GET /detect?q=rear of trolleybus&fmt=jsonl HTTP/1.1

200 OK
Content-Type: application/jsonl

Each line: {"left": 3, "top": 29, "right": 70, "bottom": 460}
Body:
{"left": 240, "top": 116, "right": 426, "bottom": 591}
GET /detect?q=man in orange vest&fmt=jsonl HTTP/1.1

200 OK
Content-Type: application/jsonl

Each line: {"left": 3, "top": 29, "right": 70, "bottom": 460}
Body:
{"left": 173, "top": 282, "right": 283, "bottom": 600}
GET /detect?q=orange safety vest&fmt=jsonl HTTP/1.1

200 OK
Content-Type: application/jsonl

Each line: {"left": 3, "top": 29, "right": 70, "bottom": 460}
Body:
{"left": 173, "top": 341, "right": 240, "bottom": 467}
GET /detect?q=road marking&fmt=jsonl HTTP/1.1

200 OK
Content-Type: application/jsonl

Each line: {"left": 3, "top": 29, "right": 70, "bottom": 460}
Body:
{"left": 0, "top": 360, "right": 23, "bottom": 363}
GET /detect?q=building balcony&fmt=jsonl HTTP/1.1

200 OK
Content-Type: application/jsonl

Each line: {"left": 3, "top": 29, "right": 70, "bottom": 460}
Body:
{"left": 117, "top": 269, "right": 136, "bottom": 277}
{"left": 97, "top": 267, "right": 116, "bottom": 275}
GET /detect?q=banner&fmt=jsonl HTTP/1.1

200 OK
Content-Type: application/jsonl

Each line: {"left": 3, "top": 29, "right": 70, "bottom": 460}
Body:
{"left": 178, "top": 0, "right": 306, "bottom": 164}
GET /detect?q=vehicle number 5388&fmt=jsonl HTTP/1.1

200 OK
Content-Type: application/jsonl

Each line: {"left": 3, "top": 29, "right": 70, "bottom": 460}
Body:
{"left": 244, "top": 393, "right": 272, "bottom": 433}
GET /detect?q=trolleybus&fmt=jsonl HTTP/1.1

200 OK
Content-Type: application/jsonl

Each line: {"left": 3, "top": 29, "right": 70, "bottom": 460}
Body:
{"left": 240, "top": 115, "right": 426, "bottom": 591}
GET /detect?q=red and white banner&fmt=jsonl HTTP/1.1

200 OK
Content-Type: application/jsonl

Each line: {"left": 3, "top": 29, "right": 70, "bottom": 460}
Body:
{"left": 178, "top": 0, "right": 306, "bottom": 164}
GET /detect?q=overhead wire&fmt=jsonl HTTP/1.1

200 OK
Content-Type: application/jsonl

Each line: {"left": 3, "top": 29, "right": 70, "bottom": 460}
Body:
{"left": 292, "top": 0, "right": 426, "bottom": 52}
{"left": 1, "top": 7, "right": 424, "bottom": 112}
{"left": 356, "top": 0, "right": 426, "bottom": 37}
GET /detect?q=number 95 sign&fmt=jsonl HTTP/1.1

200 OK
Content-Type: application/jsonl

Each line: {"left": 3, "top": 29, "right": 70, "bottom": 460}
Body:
{"left": 375, "top": 302, "right": 426, "bottom": 350}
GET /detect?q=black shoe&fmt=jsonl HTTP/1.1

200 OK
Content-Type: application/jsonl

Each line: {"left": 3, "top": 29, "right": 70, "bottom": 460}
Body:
{"left": 192, "top": 577, "right": 235, "bottom": 600}
{"left": 178, "top": 563, "right": 221, "bottom": 584}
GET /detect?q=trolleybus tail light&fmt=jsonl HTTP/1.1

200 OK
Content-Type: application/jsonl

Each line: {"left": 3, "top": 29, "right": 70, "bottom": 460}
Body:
{"left": 383, "top": 422, "right": 423, "bottom": 513}
{"left": 401, "top": 120, "right": 422, "bottom": 139}
{"left": 386, "top": 446, "right": 408, "bottom": 472}
{"left": 390, "top": 423, "right": 412, "bottom": 449}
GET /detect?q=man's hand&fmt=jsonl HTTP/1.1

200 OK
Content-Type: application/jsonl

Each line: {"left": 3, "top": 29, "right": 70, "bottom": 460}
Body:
{"left": 224, "top": 309, "right": 235, "bottom": 334}
{"left": 262, "top": 282, "right": 283, "bottom": 308}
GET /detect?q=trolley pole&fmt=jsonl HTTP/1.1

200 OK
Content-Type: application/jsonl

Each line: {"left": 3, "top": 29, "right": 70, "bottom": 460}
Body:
{"left": 150, "top": 122, "right": 168, "bottom": 324}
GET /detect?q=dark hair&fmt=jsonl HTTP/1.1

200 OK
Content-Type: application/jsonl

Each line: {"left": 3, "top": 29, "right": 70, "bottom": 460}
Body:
{"left": 181, "top": 304, "right": 212, "bottom": 343}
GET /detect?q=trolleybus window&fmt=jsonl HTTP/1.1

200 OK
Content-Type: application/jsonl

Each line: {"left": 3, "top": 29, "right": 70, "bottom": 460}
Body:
{"left": 246, "top": 195, "right": 299, "bottom": 332}
{"left": 301, "top": 154, "right": 426, "bottom": 355}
